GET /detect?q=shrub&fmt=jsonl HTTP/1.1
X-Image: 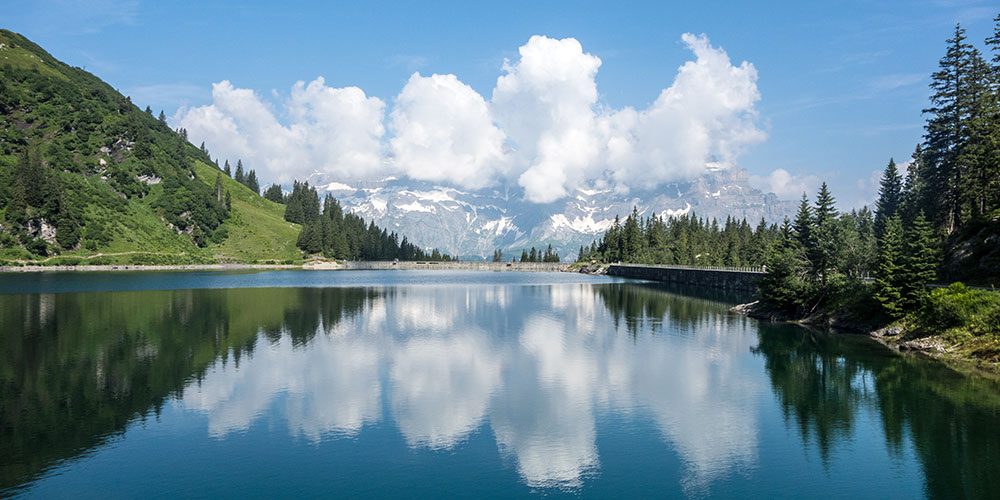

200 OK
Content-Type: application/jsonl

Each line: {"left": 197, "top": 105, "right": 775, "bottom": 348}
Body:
{"left": 919, "top": 283, "right": 1000, "bottom": 336}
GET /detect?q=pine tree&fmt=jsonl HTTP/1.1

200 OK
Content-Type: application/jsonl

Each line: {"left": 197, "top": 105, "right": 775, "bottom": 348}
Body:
{"left": 810, "top": 183, "right": 839, "bottom": 285}
{"left": 520, "top": 249, "right": 529, "bottom": 262}
{"left": 263, "top": 184, "right": 284, "bottom": 203}
{"left": 874, "top": 216, "right": 905, "bottom": 318}
{"left": 234, "top": 160, "right": 245, "bottom": 185}
{"left": 793, "top": 193, "right": 813, "bottom": 253}
{"left": 224, "top": 160, "right": 231, "bottom": 178}
{"left": 144, "top": 105, "right": 152, "bottom": 115}
{"left": 900, "top": 211, "right": 938, "bottom": 308}
{"left": 158, "top": 110, "right": 166, "bottom": 123}
{"left": 923, "top": 24, "right": 976, "bottom": 233}
{"left": 874, "top": 158, "right": 903, "bottom": 240}
{"left": 246, "top": 169, "right": 259, "bottom": 195}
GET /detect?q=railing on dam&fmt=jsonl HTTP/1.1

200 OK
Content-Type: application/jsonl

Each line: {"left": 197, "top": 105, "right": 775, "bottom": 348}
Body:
{"left": 612, "top": 263, "right": 766, "bottom": 274}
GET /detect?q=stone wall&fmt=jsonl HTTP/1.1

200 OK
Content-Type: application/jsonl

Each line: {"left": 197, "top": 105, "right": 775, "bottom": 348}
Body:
{"left": 607, "top": 264, "right": 762, "bottom": 292}
{"left": 344, "top": 261, "right": 571, "bottom": 272}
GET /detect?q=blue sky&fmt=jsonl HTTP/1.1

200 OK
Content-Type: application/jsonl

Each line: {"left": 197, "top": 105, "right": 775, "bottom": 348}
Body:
{"left": 7, "top": 0, "right": 999, "bottom": 208}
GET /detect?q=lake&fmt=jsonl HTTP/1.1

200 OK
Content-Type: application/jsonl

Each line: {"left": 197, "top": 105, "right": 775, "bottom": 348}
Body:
{"left": 1, "top": 270, "right": 997, "bottom": 498}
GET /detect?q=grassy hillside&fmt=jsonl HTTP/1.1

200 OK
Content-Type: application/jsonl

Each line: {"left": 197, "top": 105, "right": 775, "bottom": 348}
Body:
{"left": 0, "top": 29, "right": 303, "bottom": 265}
{"left": 191, "top": 161, "right": 302, "bottom": 263}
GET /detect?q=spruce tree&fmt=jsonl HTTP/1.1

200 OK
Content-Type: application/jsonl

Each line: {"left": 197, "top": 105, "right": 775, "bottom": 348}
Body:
{"left": 923, "top": 24, "right": 976, "bottom": 233}
{"left": 234, "top": 160, "right": 245, "bottom": 185}
{"left": 793, "top": 193, "right": 813, "bottom": 251}
{"left": 224, "top": 160, "right": 232, "bottom": 178}
{"left": 900, "top": 211, "right": 938, "bottom": 308}
{"left": 246, "top": 169, "right": 259, "bottom": 195}
{"left": 874, "top": 158, "right": 903, "bottom": 240}
{"left": 811, "top": 183, "right": 839, "bottom": 285}
{"left": 874, "top": 216, "right": 905, "bottom": 318}
{"left": 263, "top": 184, "right": 284, "bottom": 203}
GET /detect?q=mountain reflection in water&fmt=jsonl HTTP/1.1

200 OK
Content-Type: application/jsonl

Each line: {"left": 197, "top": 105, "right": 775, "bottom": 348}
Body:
{"left": 2, "top": 277, "right": 998, "bottom": 498}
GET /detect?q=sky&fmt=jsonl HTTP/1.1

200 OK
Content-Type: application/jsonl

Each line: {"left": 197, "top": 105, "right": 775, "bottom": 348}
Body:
{"left": 6, "top": 0, "right": 999, "bottom": 208}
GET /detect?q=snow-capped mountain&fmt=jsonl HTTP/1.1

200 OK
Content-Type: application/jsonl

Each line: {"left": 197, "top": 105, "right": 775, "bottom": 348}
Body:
{"left": 313, "top": 167, "right": 796, "bottom": 261}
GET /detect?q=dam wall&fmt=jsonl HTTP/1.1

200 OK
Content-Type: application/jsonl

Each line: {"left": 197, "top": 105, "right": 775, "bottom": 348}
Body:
{"left": 344, "top": 261, "right": 571, "bottom": 272}
{"left": 607, "top": 264, "right": 763, "bottom": 292}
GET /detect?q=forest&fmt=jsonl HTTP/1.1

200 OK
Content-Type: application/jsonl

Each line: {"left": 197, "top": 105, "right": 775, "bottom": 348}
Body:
{"left": 279, "top": 181, "right": 454, "bottom": 261}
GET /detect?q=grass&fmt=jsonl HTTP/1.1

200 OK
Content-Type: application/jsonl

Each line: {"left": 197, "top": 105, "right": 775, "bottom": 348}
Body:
{"left": 192, "top": 161, "right": 303, "bottom": 263}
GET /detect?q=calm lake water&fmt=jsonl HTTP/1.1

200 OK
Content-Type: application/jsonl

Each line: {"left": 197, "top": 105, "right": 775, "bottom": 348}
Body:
{"left": 1, "top": 270, "right": 998, "bottom": 498}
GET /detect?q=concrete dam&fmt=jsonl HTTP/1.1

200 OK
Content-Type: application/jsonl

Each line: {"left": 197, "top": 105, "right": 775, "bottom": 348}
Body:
{"left": 606, "top": 264, "right": 764, "bottom": 292}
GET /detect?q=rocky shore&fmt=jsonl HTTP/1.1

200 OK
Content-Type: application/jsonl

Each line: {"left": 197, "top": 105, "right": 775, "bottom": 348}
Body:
{"left": 731, "top": 300, "right": 995, "bottom": 375}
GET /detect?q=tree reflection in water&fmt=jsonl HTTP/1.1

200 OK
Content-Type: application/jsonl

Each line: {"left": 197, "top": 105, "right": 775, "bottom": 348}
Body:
{"left": 2, "top": 281, "right": 999, "bottom": 498}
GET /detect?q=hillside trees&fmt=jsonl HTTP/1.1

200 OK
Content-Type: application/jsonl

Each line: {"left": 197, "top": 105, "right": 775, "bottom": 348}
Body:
{"left": 286, "top": 183, "right": 453, "bottom": 261}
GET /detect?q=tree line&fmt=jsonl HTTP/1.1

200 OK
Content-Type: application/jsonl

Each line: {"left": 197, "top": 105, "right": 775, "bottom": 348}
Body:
{"left": 278, "top": 181, "right": 454, "bottom": 261}
{"left": 492, "top": 246, "right": 560, "bottom": 262}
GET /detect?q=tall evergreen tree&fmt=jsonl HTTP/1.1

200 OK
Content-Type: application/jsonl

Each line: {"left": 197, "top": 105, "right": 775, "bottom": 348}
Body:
{"left": 793, "top": 193, "right": 813, "bottom": 252}
{"left": 224, "top": 160, "right": 231, "bottom": 178}
{"left": 234, "top": 160, "right": 245, "bottom": 185}
{"left": 245, "top": 169, "right": 259, "bottom": 194}
{"left": 810, "top": 183, "right": 839, "bottom": 285}
{"left": 900, "top": 211, "right": 938, "bottom": 309}
{"left": 874, "top": 158, "right": 903, "bottom": 240}
{"left": 923, "top": 24, "right": 976, "bottom": 233}
{"left": 874, "top": 216, "right": 905, "bottom": 318}
{"left": 263, "top": 184, "right": 284, "bottom": 203}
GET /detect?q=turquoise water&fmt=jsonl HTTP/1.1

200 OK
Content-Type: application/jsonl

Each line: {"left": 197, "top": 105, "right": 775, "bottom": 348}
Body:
{"left": 1, "top": 271, "right": 997, "bottom": 498}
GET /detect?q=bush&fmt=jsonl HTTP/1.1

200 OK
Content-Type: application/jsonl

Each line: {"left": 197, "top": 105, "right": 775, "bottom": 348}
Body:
{"left": 919, "top": 283, "right": 1000, "bottom": 336}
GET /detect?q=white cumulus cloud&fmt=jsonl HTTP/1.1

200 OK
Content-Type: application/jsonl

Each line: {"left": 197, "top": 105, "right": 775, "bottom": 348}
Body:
{"left": 749, "top": 168, "right": 821, "bottom": 200}
{"left": 389, "top": 73, "right": 508, "bottom": 189}
{"left": 178, "top": 78, "right": 387, "bottom": 186}
{"left": 492, "top": 35, "right": 604, "bottom": 203}
{"left": 178, "top": 33, "right": 765, "bottom": 203}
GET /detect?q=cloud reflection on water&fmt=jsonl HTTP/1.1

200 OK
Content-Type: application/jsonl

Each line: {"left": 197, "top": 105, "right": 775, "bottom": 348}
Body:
{"left": 180, "top": 283, "right": 762, "bottom": 490}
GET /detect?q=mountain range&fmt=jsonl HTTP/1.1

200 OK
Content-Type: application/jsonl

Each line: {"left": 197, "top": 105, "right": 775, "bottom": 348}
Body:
{"left": 314, "top": 166, "right": 796, "bottom": 260}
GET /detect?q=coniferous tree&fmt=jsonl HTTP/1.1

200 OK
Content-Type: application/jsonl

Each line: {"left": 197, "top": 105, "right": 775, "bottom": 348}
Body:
{"left": 158, "top": 110, "right": 166, "bottom": 123}
{"left": 923, "top": 24, "right": 976, "bottom": 233}
{"left": 810, "top": 183, "right": 838, "bottom": 285}
{"left": 793, "top": 193, "right": 813, "bottom": 254}
{"left": 874, "top": 216, "right": 906, "bottom": 317}
{"left": 520, "top": 249, "right": 529, "bottom": 262}
{"left": 263, "top": 184, "right": 284, "bottom": 203}
{"left": 900, "top": 211, "right": 938, "bottom": 308}
{"left": 245, "top": 169, "right": 259, "bottom": 194}
{"left": 874, "top": 158, "right": 903, "bottom": 240}
{"left": 234, "top": 160, "right": 245, "bottom": 185}
{"left": 224, "top": 160, "right": 232, "bottom": 178}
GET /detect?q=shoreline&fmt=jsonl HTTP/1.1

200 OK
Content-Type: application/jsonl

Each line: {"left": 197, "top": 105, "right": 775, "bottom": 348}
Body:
{"left": 0, "top": 263, "right": 304, "bottom": 273}
{"left": 731, "top": 300, "right": 1000, "bottom": 377}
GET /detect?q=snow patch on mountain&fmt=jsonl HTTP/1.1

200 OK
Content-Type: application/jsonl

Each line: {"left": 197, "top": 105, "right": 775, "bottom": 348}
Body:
{"left": 549, "top": 214, "right": 614, "bottom": 234}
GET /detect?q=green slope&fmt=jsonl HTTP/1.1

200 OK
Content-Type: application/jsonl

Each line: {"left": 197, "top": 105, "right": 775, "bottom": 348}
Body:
{"left": 0, "top": 29, "right": 303, "bottom": 265}
{"left": 191, "top": 161, "right": 302, "bottom": 263}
